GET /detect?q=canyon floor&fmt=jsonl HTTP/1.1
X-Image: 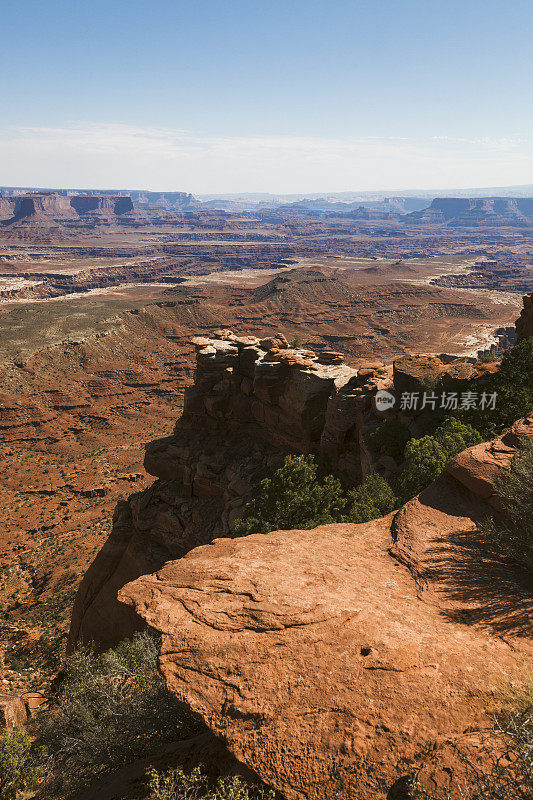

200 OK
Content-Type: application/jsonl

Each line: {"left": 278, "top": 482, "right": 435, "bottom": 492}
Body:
{"left": 0, "top": 207, "right": 529, "bottom": 692}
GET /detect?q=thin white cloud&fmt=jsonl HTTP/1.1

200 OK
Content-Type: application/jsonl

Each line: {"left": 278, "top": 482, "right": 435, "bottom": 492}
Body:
{"left": 0, "top": 123, "right": 532, "bottom": 192}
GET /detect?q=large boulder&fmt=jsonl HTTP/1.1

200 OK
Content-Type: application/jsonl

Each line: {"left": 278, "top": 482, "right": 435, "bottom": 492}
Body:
{"left": 444, "top": 413, "right": 533, "bottom": 508}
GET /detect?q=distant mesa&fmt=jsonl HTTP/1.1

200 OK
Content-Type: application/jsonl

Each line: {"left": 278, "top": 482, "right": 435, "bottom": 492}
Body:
{"left": 0, "top": 188, "right": 203, "bottom": 224}
{"left": 0, "top": 191, "right": 135, "bottom": 224}
{"left": 275, "top": 196, "right": 430, "bottom": 216}
{"left": 128, "top": 190, "right": 199, "bottom": 210}
{"left": 15, "top": 193, "right": 73, "bottom": 219}
{"left": 408, "top": 197, "right": 533, "bottom": 226}
{"left": 69, "top": 195, "right": 134, "bottom": 215}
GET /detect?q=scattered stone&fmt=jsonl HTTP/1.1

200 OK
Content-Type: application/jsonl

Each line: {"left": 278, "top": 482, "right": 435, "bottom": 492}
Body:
{"left": 317, "top": 350, "right": 344, "bottom": 365}
{"left": 0, "top": 695, "right": 28, "bottom": 728}
{"left": 259, "top": 333, "right": 289, "bottom": 350}
{"left": 233, "top": 335, "right": 260, "bottom": 347}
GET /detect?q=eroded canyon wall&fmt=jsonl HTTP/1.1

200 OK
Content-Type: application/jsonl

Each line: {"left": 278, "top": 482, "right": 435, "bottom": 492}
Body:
{"left": 68, "top": 327, "right": 508, "bottom": 651}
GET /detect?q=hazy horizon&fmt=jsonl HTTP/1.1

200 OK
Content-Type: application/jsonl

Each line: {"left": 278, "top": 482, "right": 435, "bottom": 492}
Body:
{"left": 2, "top": 182, "right": 533, "bottom": 201}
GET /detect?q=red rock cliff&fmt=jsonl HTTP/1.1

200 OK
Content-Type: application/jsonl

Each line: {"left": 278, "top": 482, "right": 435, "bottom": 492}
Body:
{"left": 67, "top": 314, "right": 533, "bottom": 798}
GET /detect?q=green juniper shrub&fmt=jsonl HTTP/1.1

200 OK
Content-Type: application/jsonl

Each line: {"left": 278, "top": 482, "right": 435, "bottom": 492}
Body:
{"left": 479, "top": 439, "right": 533, "bottom": 572}
{"left": 35, "top": 631, "right": 200, "bottom": 795}
{"left": 367, "top": 418, "right": 411, "bottom": 463}
{"left": 147, "top": 766, "right": 276, "bottom": 800}
{"left": 397, "top": 417, "right": 482, "bottom": 503}
{"left": 456, "top": 337, "right": 533, "bottom": 438}
{"left": 343, "top": 474, "right": 398, "bottom": 523}
{"left": 233, "top": 455, "right": 398, "bottom": 536}
{"left": 0, "top": 727, "right": 38, "bottom": 800}
{"left": 232, "top": 454, "right": 346, "bottom": 536}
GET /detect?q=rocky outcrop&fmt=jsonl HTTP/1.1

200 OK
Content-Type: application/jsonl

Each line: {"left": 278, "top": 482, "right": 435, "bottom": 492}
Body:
{"left": 120, "top": 417, "right": 533, "bottom": 799}
{"left": 516, "top": 292, "right": 533, "bottom": 340}
{"left": 68, "top": 326, "right": 522, "bottom": 651}
{"left": 68, "top": 332, "right": 394, "bottom": 650}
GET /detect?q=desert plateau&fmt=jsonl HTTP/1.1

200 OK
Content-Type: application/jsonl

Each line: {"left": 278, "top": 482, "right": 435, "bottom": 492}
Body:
{"left": 2, "top": 1, "right": 533, "bottom": 797}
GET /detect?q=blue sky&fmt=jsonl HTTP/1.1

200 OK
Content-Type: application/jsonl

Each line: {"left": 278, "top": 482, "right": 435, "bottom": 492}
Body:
{"left": 1, "top": 0, "right": 532, "bottom": 192}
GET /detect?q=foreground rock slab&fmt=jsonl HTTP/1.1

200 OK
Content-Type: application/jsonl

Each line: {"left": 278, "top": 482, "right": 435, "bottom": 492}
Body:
{"left": 121, "top": 505, "right": 531, "bottom": 800}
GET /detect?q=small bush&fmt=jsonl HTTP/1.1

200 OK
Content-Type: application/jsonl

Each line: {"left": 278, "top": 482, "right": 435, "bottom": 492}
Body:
{"left": 397, "top": 417, "right": 482, "bottom": 503}
{"left": 36, "top": 631, "right": 200, "bottom": 795}
{"left": 457, "top": 337, "right": 533, "bottom": 437}
{"left": 480, "top": 439, "right": 533, "bottom": 572}
{"left": 233, "top": 455, "right": 398, "bottom": 536}
{"left": 344, "top": 474, "right": 398, "bottom": 523}
{"left": 0, "top": 727, "right": 37, "bottom": 800}
{"left": 367, "top": 418, "right": 411, "bottom": 463}
{"left": 147, "top": 766, "right": 276, "bottom": 800}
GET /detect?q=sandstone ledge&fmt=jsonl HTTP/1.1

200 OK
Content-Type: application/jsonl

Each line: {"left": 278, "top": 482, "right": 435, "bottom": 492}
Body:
{"left": 120, "top": 511, "right": 531, "bottom": 800}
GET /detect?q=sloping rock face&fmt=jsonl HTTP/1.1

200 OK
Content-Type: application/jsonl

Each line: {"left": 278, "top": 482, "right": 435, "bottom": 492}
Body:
{"left": 120, "top": 418, "right": 533, "bottom": 799}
